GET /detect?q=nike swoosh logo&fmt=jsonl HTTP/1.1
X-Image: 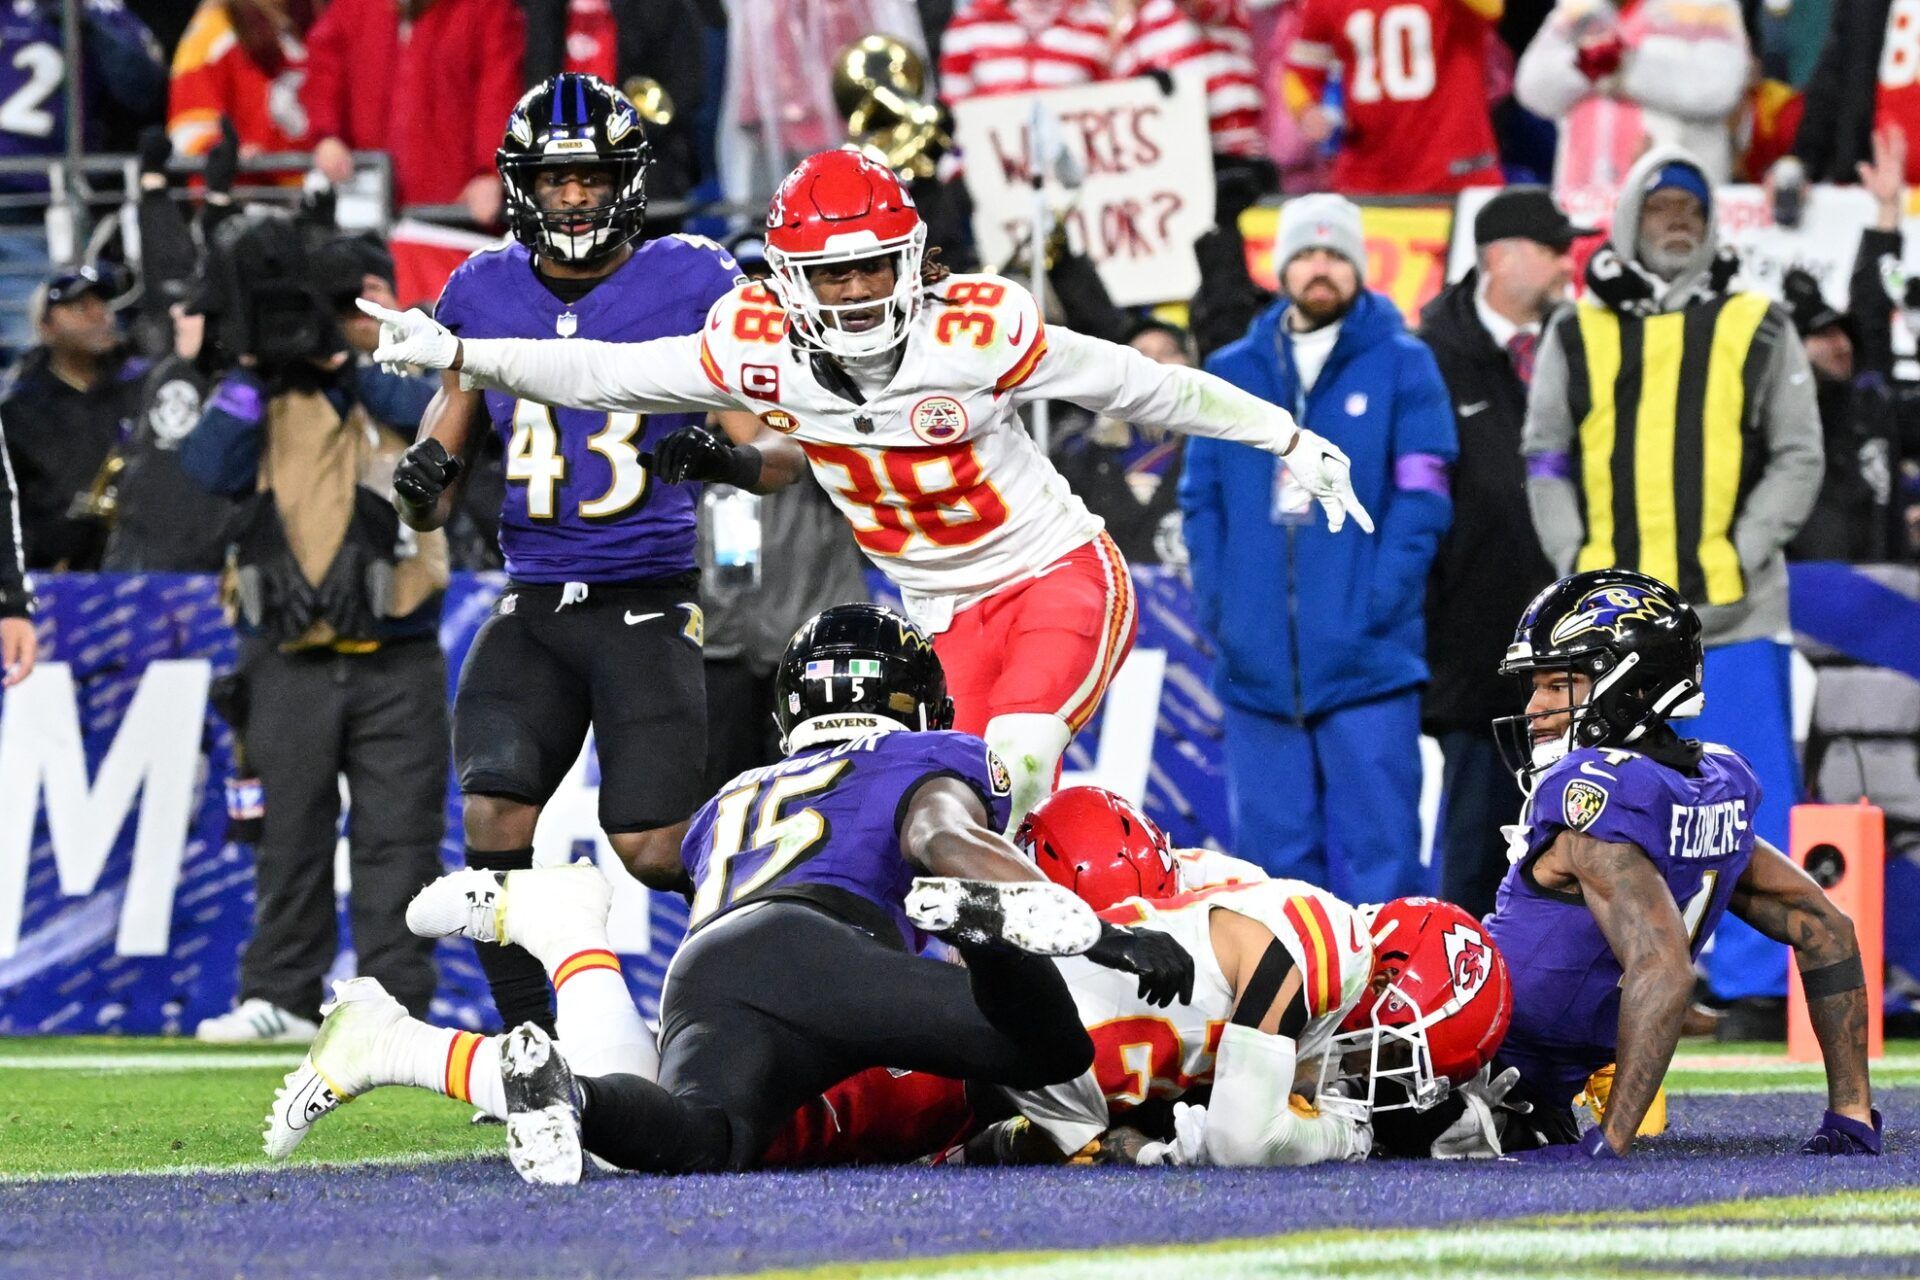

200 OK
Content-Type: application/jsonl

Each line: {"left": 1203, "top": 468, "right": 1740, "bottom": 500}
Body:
{"left": 624, "top": 611, "right": 664, "bottom": 625}
{"left": 1459, "top": 401, "right": 1489, "bottom": 417}
{"left": 1579, "top": 761, "right": 1616, "bottom": 780}
{"left": 1009, "top": 313, "right": 1026, "bottom": 348}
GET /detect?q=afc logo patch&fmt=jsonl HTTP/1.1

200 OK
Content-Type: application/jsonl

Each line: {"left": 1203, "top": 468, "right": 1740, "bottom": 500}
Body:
{"left": 986, "top": 749, "right": 1013, "bottom": 796}
{"left": 1563, "top": 778, "right": 1609, "bottom": 831}
{"left": 1442, "top": 923, "right": 1491, "bottom": 1000}
{"left": 910, "top": 394, "right": 968, "bottom": 444}
{"left": 742, "top": 364, "right": 781, "bottom": 401}
{"left": 762, "top": 410, "right": 797, "bottom": 434}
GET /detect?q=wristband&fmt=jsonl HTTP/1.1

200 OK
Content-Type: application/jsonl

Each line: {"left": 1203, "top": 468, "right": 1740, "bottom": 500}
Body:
{"left": 1800, "top": 953, "right": 1866, "bottom": 1000}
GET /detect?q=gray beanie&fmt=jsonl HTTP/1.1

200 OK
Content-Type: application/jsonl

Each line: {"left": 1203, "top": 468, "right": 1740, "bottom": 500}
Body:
{"left": 1276, "top": 193, "right": 1367, "bottom": 285}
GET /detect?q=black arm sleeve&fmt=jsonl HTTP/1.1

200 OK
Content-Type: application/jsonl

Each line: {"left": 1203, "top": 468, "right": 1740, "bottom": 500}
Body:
{"left": 0, "top": 413, "right": 32, "bottom": 617}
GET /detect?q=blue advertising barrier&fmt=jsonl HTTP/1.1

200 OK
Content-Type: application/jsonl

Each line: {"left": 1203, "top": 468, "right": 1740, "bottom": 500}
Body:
{"left": 0, "top": 563, "right": 1904, "bottom": 1034}
{"left": 0, "top": 568, "right": 1226, "bottom": 1035}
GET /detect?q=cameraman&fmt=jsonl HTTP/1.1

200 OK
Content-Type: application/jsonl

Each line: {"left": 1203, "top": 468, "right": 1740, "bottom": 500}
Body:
{"left": 180, "top": 211, "right": 449, "bottom": 1043}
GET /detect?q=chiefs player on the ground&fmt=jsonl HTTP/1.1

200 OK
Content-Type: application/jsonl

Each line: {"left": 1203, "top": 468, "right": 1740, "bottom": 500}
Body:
{"left": 361, "top": 149, "right": 1372, "bottom": 833}
{"left": 766, "top": 789, "right": 1512, "bottom": 1168}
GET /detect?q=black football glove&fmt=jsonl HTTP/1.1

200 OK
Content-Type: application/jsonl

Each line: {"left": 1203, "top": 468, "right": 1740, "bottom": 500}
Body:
{"left": 1085, "top": 923, "right": 1195, "bottom": 1009}
{"left": 393, "top": 438, "right": 463, "bottom": 509}
{"left": 645, "top": 426, "right": 763, "bottom": 488}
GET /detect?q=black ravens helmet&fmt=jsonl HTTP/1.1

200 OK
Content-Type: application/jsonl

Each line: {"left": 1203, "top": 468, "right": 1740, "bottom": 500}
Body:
{"left": 774, "top": 604, "right": 955, "bottom": 754}
{"left": 497, "top": 73, "right": 650, "bottom": 268}
{"left": 1492, "top": 568, "right": 1704, "bottom": 790}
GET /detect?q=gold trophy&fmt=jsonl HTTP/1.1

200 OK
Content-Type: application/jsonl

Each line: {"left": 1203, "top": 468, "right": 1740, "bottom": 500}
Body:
{"left": 832, "top": 35, "right": 949, "bottom": 181}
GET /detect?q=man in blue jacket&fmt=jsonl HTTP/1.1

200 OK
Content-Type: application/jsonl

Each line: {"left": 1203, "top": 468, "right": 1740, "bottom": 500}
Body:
{"left": 1180, "top": 194, "right": 1456, "bottom": 902}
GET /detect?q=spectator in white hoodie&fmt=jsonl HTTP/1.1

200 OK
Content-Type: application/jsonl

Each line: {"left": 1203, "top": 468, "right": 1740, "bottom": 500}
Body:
{"left": 1514, "top": 0, "right": 1750, "bottom": 189}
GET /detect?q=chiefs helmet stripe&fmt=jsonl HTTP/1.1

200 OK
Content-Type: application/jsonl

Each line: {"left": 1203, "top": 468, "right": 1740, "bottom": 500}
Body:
{"left": 698, "top": 337, "right": 730, "bottom": 392}
{"left": 1060, "top": 533, "right": 1138, "bottom": 733}
{"left": 994, "top": 328, "right": 1050, "bottom": 393}
{"left": 552, "top": 949, "right": 622, "bottom": 989}
{"left": 1283, "top": 895, "right": 1340, "bottom": 1016}
{"left": 444, "top": 1030, "right": 484, "bottom": 1104}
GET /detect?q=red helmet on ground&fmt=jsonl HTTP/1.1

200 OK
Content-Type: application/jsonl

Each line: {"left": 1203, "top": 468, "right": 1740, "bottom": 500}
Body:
{"left": 1320, "top": 897, "right": 1513, "bottom": 1113}
{"left": 763, "top": 148, "right": 927, "bottom": 358}
{"left": 1018, "top": 786, "right": 1178, "bottom": 911}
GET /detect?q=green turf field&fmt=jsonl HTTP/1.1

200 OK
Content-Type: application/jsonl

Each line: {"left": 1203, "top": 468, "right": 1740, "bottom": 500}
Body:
{"left": 2, "top": 1037, "right": 1916, "bottom": 1180}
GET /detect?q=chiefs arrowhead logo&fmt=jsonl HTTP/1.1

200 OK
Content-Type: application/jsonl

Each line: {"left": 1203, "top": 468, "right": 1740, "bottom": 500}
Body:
{"left": 1442, "top": 923, "right": 1491, "bottom": 1001}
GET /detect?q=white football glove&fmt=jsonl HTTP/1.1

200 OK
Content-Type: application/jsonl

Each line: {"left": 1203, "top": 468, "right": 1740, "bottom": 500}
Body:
{"left": 1279, "top": 426, "right": 1375, "bottom": 535}
{"left": 1134, "top": 1100, "right": 1210, "bottom": 1167}
{"left": 1431, "top": 1065, "right": 1527, "bottom": 1160}
{"left": 358, "top": 298, "right": 461, "bottom": 375}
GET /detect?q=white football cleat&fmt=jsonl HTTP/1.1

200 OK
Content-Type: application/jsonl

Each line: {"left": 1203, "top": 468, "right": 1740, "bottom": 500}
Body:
{"left": 905, "top": 879, "right": 1101, "bottom": 956}
{"left": 406, "top": 868, "right": 506, "bottom": 942}
{"left": 195, "top": 998, "right": 318, "bottom": 1045}
{"left": 407, "top": 863, "right": 611, "bottom": 966}
{"left": 495, "top": 862, "right": 613, "bottom": 964}
{"left": 501, "top": 1023, "right": 583, "bottom": 1186}
{"left": 262, "top": 977, "right": 407, "bottom": 1159}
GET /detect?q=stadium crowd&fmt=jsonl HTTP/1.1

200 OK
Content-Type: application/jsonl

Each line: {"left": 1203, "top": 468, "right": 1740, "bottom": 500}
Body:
{"left": 0, "top": 0, "right": 1915, "bottom": 1069}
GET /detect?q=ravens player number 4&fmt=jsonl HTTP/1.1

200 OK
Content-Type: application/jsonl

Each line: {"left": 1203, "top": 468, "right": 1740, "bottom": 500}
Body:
{"left": 385, "top": 73, "right": 790, "bottom": 1042}
{"left": 1478, "top": 569, "right": 1879, "bottom": 1160}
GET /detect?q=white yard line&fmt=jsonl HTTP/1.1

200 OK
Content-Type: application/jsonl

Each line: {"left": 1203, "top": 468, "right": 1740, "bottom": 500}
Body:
{"left": 0, "top": 1052, "right": 303, "bottom": 1071}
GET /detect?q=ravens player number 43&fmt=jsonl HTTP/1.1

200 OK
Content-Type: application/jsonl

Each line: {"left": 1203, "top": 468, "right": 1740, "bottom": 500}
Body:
{"left": 384, "top": 73, "right": 793, "bottom": 1043}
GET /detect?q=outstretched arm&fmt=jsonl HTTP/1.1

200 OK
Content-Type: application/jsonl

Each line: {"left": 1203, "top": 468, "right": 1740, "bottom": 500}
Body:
{"left": 1729, "top": 841, "right": 1874, "bottom": 1126}
{"left": 1565, "top": 831, "right": 1696, "bottom": 1154}
{"left": 1020, "top": 326, "right": 1373, "bottom": 533}
{"left": 360, "top": 300, "right": 744, "bottom": 417}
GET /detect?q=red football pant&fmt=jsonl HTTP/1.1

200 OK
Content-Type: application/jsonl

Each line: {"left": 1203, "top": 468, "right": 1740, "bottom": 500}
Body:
{"left": 760, "top": 1066, "right": 974, "bottom": 1167}
{"left": 933, "top": 532, "right": 1138, "bottom": 737}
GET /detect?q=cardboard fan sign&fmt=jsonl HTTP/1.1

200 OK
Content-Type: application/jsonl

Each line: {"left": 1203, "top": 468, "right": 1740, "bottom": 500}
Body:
{"left": 952, "top": 73, "right": 1216, "bottom": 308}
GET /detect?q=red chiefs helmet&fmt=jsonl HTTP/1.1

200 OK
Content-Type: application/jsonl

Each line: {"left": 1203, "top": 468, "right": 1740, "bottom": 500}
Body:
{"left": 1320, "top": 898, "right": 1513, "bottom": 1113}
{"left": 1018, "top": 786, "right": 1178, "bottom": 911}
{"left": 763, "top": 148, "right": 927, "bottom": 358}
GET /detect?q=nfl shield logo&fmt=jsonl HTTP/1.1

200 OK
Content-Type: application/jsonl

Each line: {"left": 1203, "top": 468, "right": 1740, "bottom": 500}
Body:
{"left": 1563, "top": 778, "right": 1609, "bottom": 831}
{"left": 556, "top": 311, "right": 579, "bottom": 337}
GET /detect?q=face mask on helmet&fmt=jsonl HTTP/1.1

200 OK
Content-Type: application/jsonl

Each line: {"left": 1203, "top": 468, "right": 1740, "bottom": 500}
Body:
{"left": 763, "top": 149, "right": 928, "bottom": 360}
{"left": 1316, "top": 899, "right": 1513, "bottom": 1116}
{"left": 765, "top": 231, "right": 927, "bottom": 359}
{"left": 498, "top": 74, "right": 650, "bottom": 269}
{"left": 1490, "top": 573, "right": 1705, "bottom": 792}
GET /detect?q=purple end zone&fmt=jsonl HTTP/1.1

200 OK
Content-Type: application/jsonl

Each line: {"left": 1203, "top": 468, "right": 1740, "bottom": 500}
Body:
{"left": 3, "top": 1090, "right": 1916, "bottom": 1280}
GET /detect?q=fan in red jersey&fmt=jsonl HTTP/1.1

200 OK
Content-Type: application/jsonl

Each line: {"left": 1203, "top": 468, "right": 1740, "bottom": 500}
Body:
{"left": 1281, "top": 0, "right": 1503, "bottom": 194}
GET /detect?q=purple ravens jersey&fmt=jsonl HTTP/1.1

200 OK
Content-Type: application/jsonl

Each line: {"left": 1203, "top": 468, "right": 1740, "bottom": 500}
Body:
{"left": 434, "top": 235, "right": 738, "bottom": 583}
{"left": 1486, "top": 742, "right": 1760, "bottom": 1090}
{"left": 682, "top": 729, "right": 1014, "bottom": 946}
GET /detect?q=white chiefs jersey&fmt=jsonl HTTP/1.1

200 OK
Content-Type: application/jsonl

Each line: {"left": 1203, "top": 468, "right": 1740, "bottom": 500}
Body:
{"left": 1008, "top": 877, "right": 1374, "bottom": 1155}
{"left": 458, "top": 273, "right": 1298, "bottom": 619}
